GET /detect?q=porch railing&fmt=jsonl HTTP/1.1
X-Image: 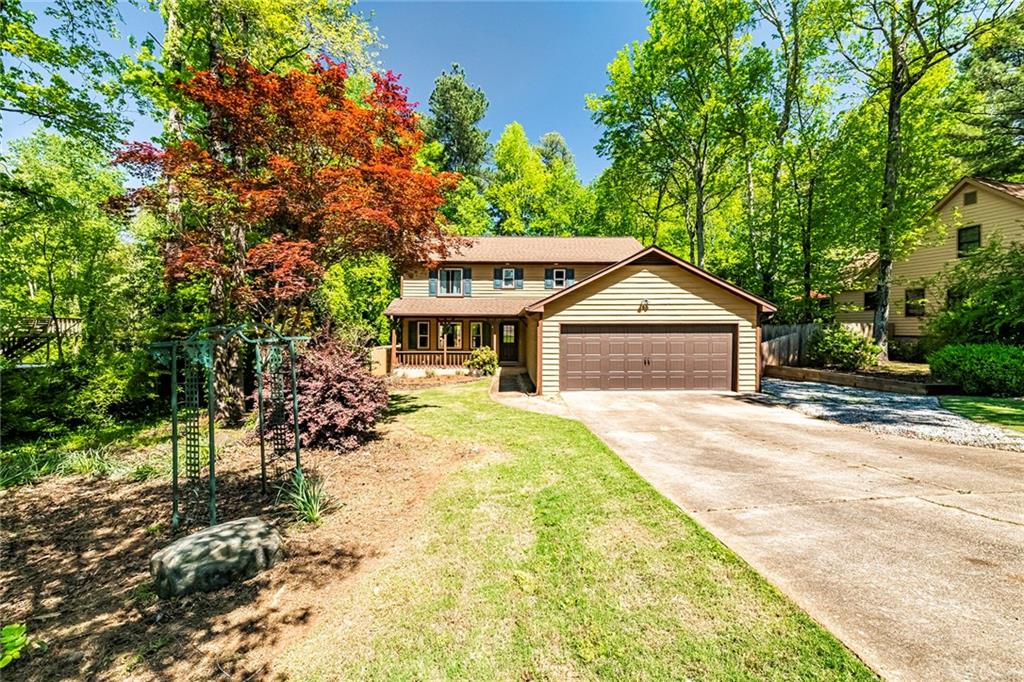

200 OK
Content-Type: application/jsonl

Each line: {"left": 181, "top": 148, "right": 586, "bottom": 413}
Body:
{"left": 396, "top": 350, "right": 474, "bottom": 367}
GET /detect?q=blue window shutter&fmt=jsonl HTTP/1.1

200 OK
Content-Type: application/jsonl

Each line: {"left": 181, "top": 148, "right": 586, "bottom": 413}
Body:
{"left": 544, "top": 268, "right": 554, "bottom": 289}
{"left": 515, "top": 267, "right": 524, "bottom": 289}
{"left": 428, "top": 269, "right": 437, "bottom": 296}
{"left": 463, "top": 268, "right": 472, "bottom": 297}
{"left": 566, "top": 268, "right": 575, "bottom": 286}
{"left": 493, "top": 268, "right": 502, "bottom": 289}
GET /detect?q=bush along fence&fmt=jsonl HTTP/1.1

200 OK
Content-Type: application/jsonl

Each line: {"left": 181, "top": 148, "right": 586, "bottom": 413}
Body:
{"left": 761, "top": 322, "right": 874, "bottom": 367}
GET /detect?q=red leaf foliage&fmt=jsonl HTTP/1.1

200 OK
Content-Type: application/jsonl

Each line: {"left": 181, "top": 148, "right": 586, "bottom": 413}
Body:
{"left": 117, "top": 59, "right": 461, "bottom": 319}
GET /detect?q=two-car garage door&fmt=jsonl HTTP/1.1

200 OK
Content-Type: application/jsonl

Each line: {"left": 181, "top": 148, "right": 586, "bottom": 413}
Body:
{"left": 559, "top": 324, "right": 735, "bottom": 391}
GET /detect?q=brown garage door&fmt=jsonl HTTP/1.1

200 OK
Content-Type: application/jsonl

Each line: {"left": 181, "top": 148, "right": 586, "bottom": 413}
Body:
{"left": 560, "top": 324, "right": 735, "bottom": 391}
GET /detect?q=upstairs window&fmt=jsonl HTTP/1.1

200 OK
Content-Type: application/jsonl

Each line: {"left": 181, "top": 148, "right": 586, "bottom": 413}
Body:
{"left": 904, "top": 288, "right": 926, "bottom": 317}
{"left": 963, "top": 190, "right": 977, "bottom": 205}
{"left": 501, "top": 268, "right": 516, "bottom": 289}
{"left": 552, "top": 268, "right": 567, "bottom": 288}
{"left": 864, "top": 291, "right": 879, "bottom": 311}
{"left": 957, "top": 225, "right": 981, "bottom": 256}
{"left": 439, "top": 268, "right": 463, "bottom": 296}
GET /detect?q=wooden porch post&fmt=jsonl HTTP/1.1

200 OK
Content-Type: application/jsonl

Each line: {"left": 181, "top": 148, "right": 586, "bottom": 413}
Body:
{"left": 491, "top": 319, "right": 498, "bottom": 351}
{"left": 442, "top": 322, "right": 447, "bottom": 366}
{"left": 390, "top": 320, "right": 398, "bottom": 372}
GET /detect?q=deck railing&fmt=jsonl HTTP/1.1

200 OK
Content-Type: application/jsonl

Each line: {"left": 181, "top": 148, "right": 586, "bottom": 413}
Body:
{"left": 396, "top": 350, "right": 474, "bottom": 367}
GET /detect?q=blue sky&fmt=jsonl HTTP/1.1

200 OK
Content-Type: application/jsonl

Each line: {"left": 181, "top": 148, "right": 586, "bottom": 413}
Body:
{"left": 6, "top": 1, "right": 651, "bottom": 183}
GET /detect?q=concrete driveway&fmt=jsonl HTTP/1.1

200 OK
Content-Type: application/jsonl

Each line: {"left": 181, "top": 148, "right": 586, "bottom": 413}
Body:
{"left": 560, "top": 391, "right": 1024, "bottom": 682}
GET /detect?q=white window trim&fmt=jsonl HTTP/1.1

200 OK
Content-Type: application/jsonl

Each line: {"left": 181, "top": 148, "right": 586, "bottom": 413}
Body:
{"left": 501, "top": 267, "right": 516, "bottom": 289}
{"left": 416, "top": 321, "right": 430, "bottom": 349}
{"left": 439, "top": 268, "right": 464, "bottom": 297}
{"left": 438, "top": 322, "right": 462, "bottom": 349}
{"left": 470, "top": 322, "right": 484, "bottom": 349}
{"left": 552, "top": 268, "right": 567, "bottom": 288}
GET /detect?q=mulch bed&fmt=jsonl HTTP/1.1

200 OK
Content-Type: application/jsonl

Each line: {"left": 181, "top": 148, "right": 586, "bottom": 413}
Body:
{"left": 0, "top": 408, "right": 476, "bottom": 681}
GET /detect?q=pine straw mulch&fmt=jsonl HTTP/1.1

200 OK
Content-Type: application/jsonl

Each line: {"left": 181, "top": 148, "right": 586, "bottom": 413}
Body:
{"left": 0, "top": 399, "right": 478, "bottom": 681}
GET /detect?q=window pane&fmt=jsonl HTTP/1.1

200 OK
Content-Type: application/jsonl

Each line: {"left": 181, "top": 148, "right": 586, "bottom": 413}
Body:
{"left": 502, "top": 324, "right": 515, "bottom": 343}
{"left": 470, "top": 322, "right": 483, "bottom": 348}
{"left": 440, "top": 269, "right": 462, "bottom": 295}
{"left": 553, "top": 269, "right": 565, "bottom": 287}
{"left": 503, "top": 268, "right": 515, "bottom": 288}
{"left": 864, "top": 291, "right": 879, "bottom": 311}
{"left": 905, "top": 288, "right": 925, "bottom": 317}
{"left": 958, "top": 225, "right": 980, "bottom": 256}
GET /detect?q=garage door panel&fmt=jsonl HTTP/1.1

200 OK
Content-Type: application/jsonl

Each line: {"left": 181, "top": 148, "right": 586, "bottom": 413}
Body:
{"left": 560, "top": 324, "right": 734, "bottom": 391}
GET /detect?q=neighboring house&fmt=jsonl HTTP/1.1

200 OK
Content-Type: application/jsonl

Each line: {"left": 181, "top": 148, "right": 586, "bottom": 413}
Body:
{"left": 384, "top": 237, "right": 776, "bottom": 394}
{"left": 835, "top": 177, "right": 1024, "bottom": 338}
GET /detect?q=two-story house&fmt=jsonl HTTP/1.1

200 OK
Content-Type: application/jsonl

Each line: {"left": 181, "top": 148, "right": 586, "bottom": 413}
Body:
{"left": 835, "top": 177, "right": 1024, "bottom": 338}
{"left": 384, "top": 236, "right": 776, "bottom": 395}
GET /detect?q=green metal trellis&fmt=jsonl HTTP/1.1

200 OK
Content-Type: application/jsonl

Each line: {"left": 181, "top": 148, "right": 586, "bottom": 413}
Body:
{"left": 152, "top": 323, "right": 309, "bottom": 530}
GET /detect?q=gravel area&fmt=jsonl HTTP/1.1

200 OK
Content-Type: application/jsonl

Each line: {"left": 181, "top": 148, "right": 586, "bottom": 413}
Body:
{"left": 761, "top": 378, "right": 1024, "bottom": 451}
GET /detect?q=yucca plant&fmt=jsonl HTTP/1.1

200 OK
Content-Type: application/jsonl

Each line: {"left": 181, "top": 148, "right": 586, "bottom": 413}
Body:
{"left": 284, "top": 470, "right": 329, "bottom": 524}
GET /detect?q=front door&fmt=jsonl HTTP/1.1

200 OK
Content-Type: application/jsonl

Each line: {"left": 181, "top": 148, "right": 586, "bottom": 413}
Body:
{"left": 499, "top": 320, "right": 519, "bottom": 363}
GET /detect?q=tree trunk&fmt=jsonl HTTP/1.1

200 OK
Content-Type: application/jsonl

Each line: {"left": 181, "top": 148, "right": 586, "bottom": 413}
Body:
{"left": 694, "top": 163, "right": 706, "bottom": 268}
{"left": 873, "top": 50, "right": 908, "bottom": 359}
{"left": 802, "top": 176, "right": 815, "bottom": 321}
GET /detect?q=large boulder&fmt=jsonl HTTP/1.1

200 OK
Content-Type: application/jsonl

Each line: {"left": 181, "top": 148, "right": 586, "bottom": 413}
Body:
{"left": 150, "top": 517, "right": 282, "bottom": 598}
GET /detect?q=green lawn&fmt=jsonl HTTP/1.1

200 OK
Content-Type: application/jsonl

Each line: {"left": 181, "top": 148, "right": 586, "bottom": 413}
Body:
{"left": 279, "top": 380, "right": 874, "bottom": 680}
{"left": 940, "top": 395, "right": 1024, "bottom": 434}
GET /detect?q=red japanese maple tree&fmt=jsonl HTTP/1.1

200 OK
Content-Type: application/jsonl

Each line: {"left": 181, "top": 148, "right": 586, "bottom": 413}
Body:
{"left": 118, "top": 59, "right": 459, "bottom": 329}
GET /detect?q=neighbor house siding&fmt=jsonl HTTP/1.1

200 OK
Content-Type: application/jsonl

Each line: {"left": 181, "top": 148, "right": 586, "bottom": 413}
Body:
{"left": 837, "top": 185, "right": 1024, "bottom": 337}
{"left": 403, "top": 264, "right": 604, "bottom": 298}
{"left": 539, "top": 265, "right": 760, "bottom": 393}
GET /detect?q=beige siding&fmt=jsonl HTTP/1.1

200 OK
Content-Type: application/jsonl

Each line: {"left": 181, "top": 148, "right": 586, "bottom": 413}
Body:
{"left": 539, "top": 265, "right": 760, "bottom": 393}
{"left": 403, "top": 264, "right": 604, "bottom": 298}
{"left": 524, "top": 316, "right": 538, "bottom": 386}
{"left": 837, "top": 184, "right": 1024, "bottom": 336}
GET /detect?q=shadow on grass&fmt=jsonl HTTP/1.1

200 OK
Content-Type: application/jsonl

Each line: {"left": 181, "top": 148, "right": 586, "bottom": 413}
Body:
{"left": 381, "top": 392, "right": 434, "bottom": 422}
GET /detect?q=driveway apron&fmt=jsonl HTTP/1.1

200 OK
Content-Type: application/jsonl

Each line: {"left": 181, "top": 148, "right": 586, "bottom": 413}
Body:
{"left": 561, "top": 391, "right": 1024, "bottom": 682}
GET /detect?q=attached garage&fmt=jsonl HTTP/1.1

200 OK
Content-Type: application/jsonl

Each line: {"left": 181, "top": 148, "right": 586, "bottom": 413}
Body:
{"left": 559, "top": 324, "right": 735, "bottom": 391}
{"left": 527, "top": 247, "right": 775, "bottom": 394}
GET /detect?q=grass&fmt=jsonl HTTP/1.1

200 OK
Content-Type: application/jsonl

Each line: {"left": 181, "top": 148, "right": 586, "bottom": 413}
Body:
{"left": 940, "top": 395, "right": 1024, "bottom": 434}
{"left": 279, "top": 380, "right": 875, "bottom": 680}
{"left": 1, "top": 419, "right": 168, "bottom": 488}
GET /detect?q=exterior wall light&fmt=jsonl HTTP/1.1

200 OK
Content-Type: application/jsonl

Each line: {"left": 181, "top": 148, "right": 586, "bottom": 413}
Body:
{"left": 638, "top": 299, "right": 650, "bottom": 313}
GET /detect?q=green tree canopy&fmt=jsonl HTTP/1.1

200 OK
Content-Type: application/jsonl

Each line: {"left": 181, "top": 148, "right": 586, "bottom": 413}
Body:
{"left": 424, "top": 63, "right": 491, "bottom": 180}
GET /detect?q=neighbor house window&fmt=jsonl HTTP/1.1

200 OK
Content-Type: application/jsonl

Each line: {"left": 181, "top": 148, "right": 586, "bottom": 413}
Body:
{"left": 502, "top": 267, "right": 516, "bottom": 289}
{"left": 552, "top": 268, "right": 567, "bottom": 288}
{"left": 864, "top": 291, "right": 879, "bottom": 311}
{"left": 957, "top": 225, "right": 981, "bottom": 256}
{"left": 470, "top": 322, "right": 484, "bottom": 349}
{"left": 905, "top": 288, "right": 926, "bottom": 317}
{"left": 438, "top": 322, "right": 462, "bottom": 349}
{"left": 439, "top": 268, "right": 463, "bottom": 296}
{"left": 416, "top": 321, "right": 430, "bottom": 349}
{"left": 963, "top": 190, "right": 977, "bottom": 205}
{"left": 946, "top": 288, "right": 966, "bottom": 308}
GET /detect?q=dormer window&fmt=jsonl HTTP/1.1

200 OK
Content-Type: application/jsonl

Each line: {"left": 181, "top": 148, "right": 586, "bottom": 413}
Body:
{"left": 501, "top": 268, "right": 516, "bottom": 289}
{"left": 552, "top": 268, "right": 567, "bottom": 288}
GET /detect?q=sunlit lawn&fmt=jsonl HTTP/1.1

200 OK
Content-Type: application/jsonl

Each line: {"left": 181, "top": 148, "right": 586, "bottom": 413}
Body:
{"left": 279, "top": 380, "right": 874, "bottom": 680}
{"left": 940, "top": 395, "right": 1024, "bottom": 434}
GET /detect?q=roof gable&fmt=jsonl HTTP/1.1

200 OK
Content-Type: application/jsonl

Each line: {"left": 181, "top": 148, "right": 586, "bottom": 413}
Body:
{"left": 526, "top": 246, "right": 776, "bottom": 313}
{"left": 933, "top": 176, "right": 1024, "bottom": 213}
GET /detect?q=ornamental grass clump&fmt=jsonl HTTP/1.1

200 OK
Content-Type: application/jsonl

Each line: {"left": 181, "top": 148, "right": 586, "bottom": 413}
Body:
{"left": 285, "top": 470, "right": 329, "bottom": 524}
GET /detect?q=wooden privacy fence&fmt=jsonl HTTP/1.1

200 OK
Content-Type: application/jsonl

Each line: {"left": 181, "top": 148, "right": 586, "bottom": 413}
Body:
{"left": 761, "top": 322, "right": 874, "bottom": 368}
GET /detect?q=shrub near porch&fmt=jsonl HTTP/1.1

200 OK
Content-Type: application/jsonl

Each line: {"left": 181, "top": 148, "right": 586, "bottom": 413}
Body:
{"left": 279, "top": 380, "right": 874, "bottom": 679}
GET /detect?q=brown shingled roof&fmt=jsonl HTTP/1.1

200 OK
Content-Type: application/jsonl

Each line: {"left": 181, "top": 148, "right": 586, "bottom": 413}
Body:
{"left": 385, "top": 297, "right": 537, "bottom": 317}
{"left": 440, "top": 236, "right": 644, "bottom": 264}
{"left": 972, "top": 177, "right": 1024, "bottom": 201}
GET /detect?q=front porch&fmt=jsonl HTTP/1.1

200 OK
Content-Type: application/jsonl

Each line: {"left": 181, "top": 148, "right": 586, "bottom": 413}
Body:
{"left": 389, "top": 317, "right": 533, "bottom": 369}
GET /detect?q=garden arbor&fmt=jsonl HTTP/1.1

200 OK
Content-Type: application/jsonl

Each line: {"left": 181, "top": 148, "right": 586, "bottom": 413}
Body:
{"left": 153, "top": 323, "right": 308, "bottom": 529}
